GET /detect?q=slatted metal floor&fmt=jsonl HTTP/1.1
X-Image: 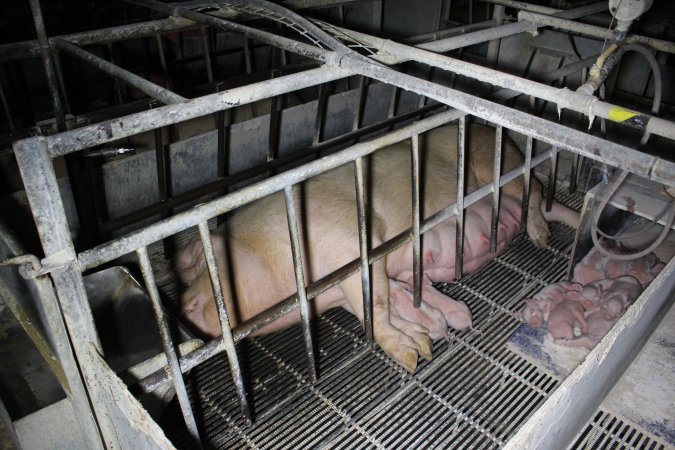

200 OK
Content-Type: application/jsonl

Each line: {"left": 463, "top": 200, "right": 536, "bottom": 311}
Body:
{"left": 156, "top": 189, "right": 589, "bottom": 449}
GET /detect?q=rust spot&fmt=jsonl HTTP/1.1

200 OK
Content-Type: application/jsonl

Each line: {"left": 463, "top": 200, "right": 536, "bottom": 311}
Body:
{"left": 622, "top": 196, "right": 635, "bottom": 213}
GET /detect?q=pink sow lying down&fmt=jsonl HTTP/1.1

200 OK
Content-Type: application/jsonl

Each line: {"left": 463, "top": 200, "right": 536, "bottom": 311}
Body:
{"left": 171, "top": 124, "right": 579, "bottom": 372}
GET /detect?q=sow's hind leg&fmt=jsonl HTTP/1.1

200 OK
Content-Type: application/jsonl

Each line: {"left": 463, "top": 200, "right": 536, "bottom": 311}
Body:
{"left": 466, "top": 124, "right": 550, "bottom": 248}
{"left": 340, "top": 260, "right": 432, "bottom": 372}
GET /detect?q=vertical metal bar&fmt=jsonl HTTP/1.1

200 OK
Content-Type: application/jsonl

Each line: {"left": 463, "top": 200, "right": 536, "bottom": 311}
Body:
{"left": 0, "top": 79, "right": 15, "bottom": 131}
{"left": 283, "top": 185, "right": 318, "bottom": 382}
{"left": 13, "top": 137, "right": 104, "bottom": 448}
{"left": 243, "top": 37, "right": 253, "bottom": 75}
{"left": 196, "top": 222, "right": 251, "bottom": 422}
{"left": 521, "top": 135, "right": 533, "bottom": 233}
{"left": 490, "top": 124, "right": 503, "bottom": 254}
{"left": 354, "top": 157, "right": 373, "bottom": 341}
{"left": 546, "top": 146, "right": 558, "bottom": 212}
{"left": 267, "top": 69, "right": 283, "bottom": 167}
{"left": 106, "top": 43, "right": 124, "bottom": 104}
{"left": 52, "top": 52, "right": 71, "bottom": 116}
{"left": 136, "top": 247, "right": 202, "bottom": 447}
{"left": 201, "top": 26, "right": 214, "bottom": 84}
{"left": 455, "top": 116, "right": 466, "bottom": 280}
{"left": 352, "top": 76, "right": 368, "bottom": 135}
{"left": 313, "top": 83, "right": 330, "bottom": 149}
{"left": 411, "top": 134, "right": 422, "bottom": 308}
{"left": 216, "top": 82, "right": 230, "bottom": 180}
{"left": 155, "top": 34, "right": 169, "bottom": 89}
{"left": 28, "top": 0, "right": 66, "bottom": 130}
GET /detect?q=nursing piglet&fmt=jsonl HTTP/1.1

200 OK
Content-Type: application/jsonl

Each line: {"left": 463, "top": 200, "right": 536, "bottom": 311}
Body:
{"left": 573, "top": 239, "right": 664, "bottom": 286}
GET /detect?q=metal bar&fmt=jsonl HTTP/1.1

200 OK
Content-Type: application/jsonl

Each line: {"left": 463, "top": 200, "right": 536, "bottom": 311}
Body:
{"left": 329, "top": 26, "right": 675, "bottom": 141}
{"left": 78, "top": 108, "right": 460, "bottom": 277}
{"left": 28, "top": 0, "right": 66, "bottom": 130}
{"left": 336, "top": 51, "right": 675, "bottom": 185}
{"left": 200, "top": 27, "right": 214, "bottom": 84}
{"left": 216, "top": 83, "right": 230, "bottom": 180}
{"left": 479, "top": 0, "right": 562, "bottom": 15}
{"left": 490, "top": 125, "right": 503, "bottom": 254}
{"left": 99, "top": 101, "right": 445, "bottom": 234}
{"left": 136, "top": 246, "right": 202, "bottom": 447}
{"left": 0, "top": 0, "right": 360, "bottom": 62}
{"left": 47, "top": 66, "right": 347, "bottom": 156}
{"left": 267, "top": 70, "right": 283, "bottom": 165}
{"left": 155, "top": 35, "right": 170, "bottom": 89}
{"left": 353, "top": 76, "right": 368, "bottom": 133}
{"left": 106, "top": 43, "right": 125, "bottom": 104}
{"left": 53, "top": 38, "right": 186, "bottom": 105}
{"left": 518, "top": 11, "right": 675, "bottom": 54}
{"left": 354, "top": 156, "right": 373, "bottom": 341}
{"left": 521, "top": 134, "right": 532, "bottom": 233}
{"left": 13, "top": 137, "right": 106, "bottom": 448}
{"left": 283, "top": 185, "right": 318, "bottom": 382}
{"left": 546, "top": 146, "right": 558, "bottom": 212}
{"left": 138, "top": 141, "right": 559, "bottom": 394}
{"left": 402, "top": 1, "right": 607, "bottom": 56}
{"left": 196, "top": 222, "right": 251, "bottom": 422}
{"left": 312, "top": 83, "right": 330, "bottom": 146}
{"left": 411, "top": 134, "right": 422, "bottom": 308}
{"left": 455, "top": 115, "right": 466, "bottom": 280}
{"left": 0, "top": 79, "right": 15, "bottom": 131}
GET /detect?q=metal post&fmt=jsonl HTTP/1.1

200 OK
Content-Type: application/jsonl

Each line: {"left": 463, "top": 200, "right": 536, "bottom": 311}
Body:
{"left": 455, "top": 116, "right": 467, "bottom": 280}
{"left": 13, "top": 136, "right": 106, "bottom": 448}
{"left": 196, "top": 222, "right": 251, "bottom": 422}
{"left": 411, "top": 134, "right": 422, "bottom": 308}
{"left": 201, "top": 27, "right": 214, "bottom": 84}
{"left": 283, "top": 186, "right": 318, "bottom": 382}
{"left": 137, "top": 247, "right": 202, "bottom": 447}
{"left": 546, "top": 146, "right": 558, "bottom": 212}
{"left": 354, "top": 157, "right": 373, "bottom": 341}
{"left": 521, "top": 134, "right": 533, "bottom": 233}
{"left": 490, "top": 125, "right": 503, "bottom": 254}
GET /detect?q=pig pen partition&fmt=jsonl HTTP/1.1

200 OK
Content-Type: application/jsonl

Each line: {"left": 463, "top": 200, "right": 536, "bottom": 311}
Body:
{"left": 4, "top": 1, "right": 675, "bottom": 448}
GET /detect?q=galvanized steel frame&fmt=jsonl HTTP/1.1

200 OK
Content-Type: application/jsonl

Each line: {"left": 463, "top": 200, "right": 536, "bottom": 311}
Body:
{"left": 9, "top": 0, "right": 675, "bottom": 447}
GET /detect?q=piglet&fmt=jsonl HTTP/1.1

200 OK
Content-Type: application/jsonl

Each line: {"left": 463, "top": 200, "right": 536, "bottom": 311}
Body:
{"left": 521, "top": 281, "right": 583, "bottom": 329}
{"left": 547, "top": 300, "right": 587, "bottom": 341}
{"left": 573, "top": 239, "right": 664, "bottom": 286}
{"left": 555, "top": 275, "right": 642, "bottom": 350}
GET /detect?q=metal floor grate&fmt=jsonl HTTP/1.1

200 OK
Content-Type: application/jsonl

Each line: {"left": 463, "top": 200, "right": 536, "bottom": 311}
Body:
{"left": 158, "top": 189, "right": 583, "bottom": 449}
{"left": 569, "top": 410, "right": 670, "bottom": 450}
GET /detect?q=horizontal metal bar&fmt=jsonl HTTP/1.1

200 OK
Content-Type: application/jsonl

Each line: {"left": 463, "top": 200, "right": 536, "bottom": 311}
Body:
{"left": 77, "top": 109, "right": 459, "bottom": 272}
{"left": 400, "top": 1, "right": 607, "bottom": 56}
{"left": 518, "top": 11, "right": 675, "bottom": 54}
{"left": 97, "top": 101, "right": 444, "bottom": 233}
{"left": 328, "top": 26, "right": 675, "bottom": 141}
{"left": 43, "top": 65, "right": 348, "bottom": 157}
{"left": 479, "top": 0, "right": 562, "bottom": 15}
{"left": 335, "top": 50, "right": 675, "bottom": 185}
{"left": 53, "top": 38, "right": 186, "bottom": 105}
{"left": 137, "top": 137, "right": 556, "bottom": 394}
{"left": 0, "top": 0, "right": 356, "bottom": 62}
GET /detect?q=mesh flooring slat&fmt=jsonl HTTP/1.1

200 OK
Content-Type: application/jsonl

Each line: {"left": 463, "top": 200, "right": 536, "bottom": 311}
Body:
{"left": 158, "top": 187, "right": 588, "bottom": 449}
{"left": 569, "top": 410, "right": 669, "bottom": 450}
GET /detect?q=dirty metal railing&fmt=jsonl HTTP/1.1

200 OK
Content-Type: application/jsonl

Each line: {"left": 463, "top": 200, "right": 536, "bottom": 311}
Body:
{"left": 12, "top": 1, "right": 675, "bottom": 447}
